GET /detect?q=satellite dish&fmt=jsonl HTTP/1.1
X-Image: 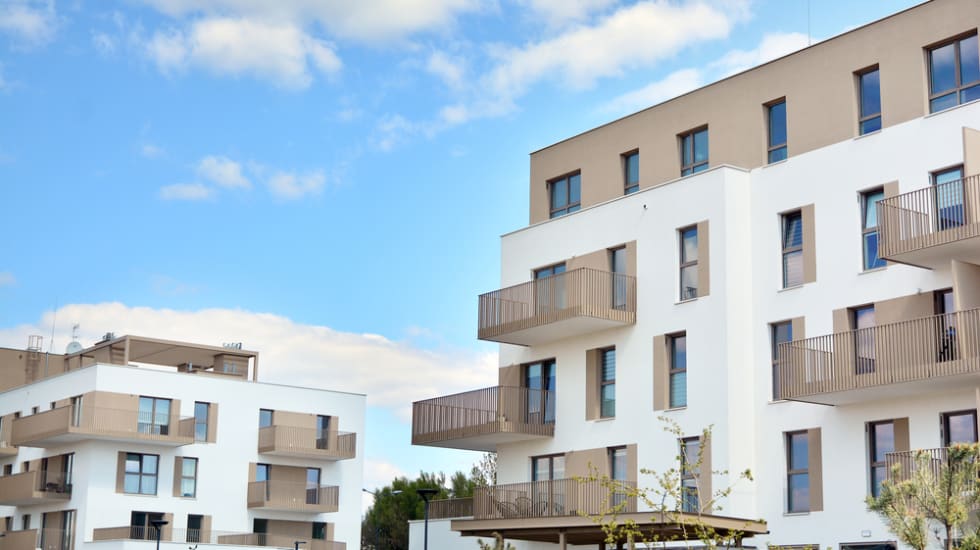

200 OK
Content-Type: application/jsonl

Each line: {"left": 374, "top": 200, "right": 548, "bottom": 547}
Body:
{"left": 65, "top": 340, "right": 83, "bottom": 354}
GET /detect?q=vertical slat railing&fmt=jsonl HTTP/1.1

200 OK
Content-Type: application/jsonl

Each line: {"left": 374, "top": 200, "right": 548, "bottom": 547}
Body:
{"left": 878, "top": 173, "right": 980, "bottom": 259}
{"left": 411, "top": 386, "right": 555, "bottom": 445}
{"left": 472, "top": 478, "right": 636, "bottom": 520}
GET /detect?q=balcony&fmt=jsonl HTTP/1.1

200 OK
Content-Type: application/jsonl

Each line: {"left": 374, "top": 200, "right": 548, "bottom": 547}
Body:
{"left": 472, "top": 478, "right": 636, "bottom": 520}
{"left": 0, "top": 470, "right": 72, "bottom": 506}
{"left": 258, "top": 426, "right": 356, "bottom": 461}
{"left": 412, "top": 386, "right": 555, "bottom": 451}
{"left": 878, "top": 173, "right": 980, "bottom": 269}
{"left": 428, "top": 497, "right": 474, "bottom": 519}
{"left": 247, "top": 481, "right": 340, "bottom": 513}
{"left": 478, "top": 268, "right": 636, "bottom": 346}
{"left": 11, "top": 405, "right": 195, "bottom": 448}
{"left": 0, "top": 441, "right": 15, "bottom": 457}
{"left": 0, "top": 530, "right": 38, "bottom": 550}
{"left": 776, "top": 308, "right": 980, "bottom": 405}
{"left": 93, "top": 527, "right": 345, "bottom": 550}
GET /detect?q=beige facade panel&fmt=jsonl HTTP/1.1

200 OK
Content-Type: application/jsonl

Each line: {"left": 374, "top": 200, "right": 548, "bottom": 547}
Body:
{"left": 584, "top": 349, "right": 600, "bottom": 421}
{"left": 528, "top": 0, "right": 980, "bottom": 223}
{"left": 808, "top": 427, "right": 823, "bottom": 512}
{"left": 894, "top": 417, "right": 911, "bottom": 454}
{"left": 697, "top": 220, "right": 710, "bottom": 297}
{"left": 802, "top": 204, "right": 817, "bottom": 284}
{"left": 652, "top": 335, "right": 668, "bottom": 411}
{"left": 965, "top": 126, "right": 980, "bottom": 176}
{"left": 498, "top": 364, "right": 520, "bottom": 387}
{"left": 0, "top": 469, "right": 71, "bottom": 506}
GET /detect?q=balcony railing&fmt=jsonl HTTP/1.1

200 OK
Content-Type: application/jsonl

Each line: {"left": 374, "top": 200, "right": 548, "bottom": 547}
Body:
{"left": 473, "top": 478, "right": 636, "bottom": 520}
{"left": 0, "top": 470, "right": 72, "bottom": 506}
{"left": 776, "top": 308, "right": 980, "bottom": 404}
{"left": 0, "top": 530, "right": 39, "bottom": 550}
{"left": 878, "top": 173, "right": 980, "bottom": 267}
{"left": 412, "top": 386, "right": 555, "bottom": 451}
{"left": 885, "top": 446, "right": 980, "bottom": 483}
{"left": 258, "top": 426, "right": 356, "bottom": 460}
{"left": 93, "top": 527, "right": 345, "bottom": 550}
{"left": 478, "top": 267, "right": 637, "bottom": 346}
{"left": 247, "top": 480, "right": 340, "bottom": 513}
{"left": 11, "top": 405, "right": 195, "bottom": 447}
{"left": 427, "top": 497, "right": 474, "bottom": 519}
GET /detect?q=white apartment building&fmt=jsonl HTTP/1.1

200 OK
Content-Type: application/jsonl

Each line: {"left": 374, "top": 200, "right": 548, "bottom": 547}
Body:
{"left": 0, "top": 334, "right": 365, "bottom": 550}
{"left": 409, "top": 0, "right": 980, "bottom": 548}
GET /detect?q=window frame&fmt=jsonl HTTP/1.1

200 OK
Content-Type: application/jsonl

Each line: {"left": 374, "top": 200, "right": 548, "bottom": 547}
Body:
{"left": 781, "top": 210, "right": 804, "bottom": 288}
{"left": 137, "top": 396, "right": 171, "bottom": 436}
{"left": 531, "top": 453, "right": 565, "bottom": 481}
{"left": 786, "top": 430, "right": 810, "bottom": 513}
{"left": 770, "top": 320, "right": 793, "bottom": 400}
{"left": 678, "top": 226, "right": 698, "bottom": 301}
{"left": 194, "top": 402, "right": 209, "bottom": 442}
{"left": 680, "top": 436, "right": 700, "bottom": 513}
{"left": 942, "top": 409, "right": 978, "bottom": 446}
{"left": 668, "top": 332, "right": 688, "bottom": 409}
{"left": 180, "top": 457, "right": 198, "bottom": 498}
{"left": 927, "top": 33, "right": 980, "bottom": 113}
{"left": 861, "top": 188, "right": 886, "bottom": 271}
{"left": 679, "top": 127, "right": 709, "bottom": 176}
{"left": 623, "top": 150, "right": 639, "bottom": 194}
{"left": 857, "top": 66, "right": 882, "bottom": 135}
{"left": 258, "top": 409, "right": 273, "bottom": 429}
{"left": 766, "top": 98, "right": 788, "bottom": 163}
{"left": 548, "top": 172, "right": 582, "bottom": 219}
{"left": 868, "top": 420, "right": 895, "bottom": 498}
{"left": 599, "top": 347, "right": 616, "bottom": 418}
{"left": 123, "top": 452, "right": 159, "bottom": 496}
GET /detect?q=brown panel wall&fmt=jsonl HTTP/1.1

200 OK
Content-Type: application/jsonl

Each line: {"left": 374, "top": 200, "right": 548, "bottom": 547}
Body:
{"left": 567, "top": 249, "right": 608, "bottom": 272}
{"left": 115, "top": 452, "right": 125, "bottom": 493}
{"left": 498, "top": 364, "right": 520, "bottom": 387}
{"left": 894, "top": 417, "right": 910, "bottom": 453}
{"left": 585, "top": 349, "right": 600, "bottom": 421}
{"left": 652, "top": 335, "right": 668, "bottom": 411}
{"left": 875, "top": 292, "right": 934, "bottom": 324}
{"left": 808, "top": 428, "right": 823, "bottom": 512}
{"left": 965, "top": 127, "right": 980, "bottom": 177}
{"left": 271, "top": 411, "right": 316, "bottom": 430}
{"left": 953, "top": 260, "right": 980, "bottom": 311}
{"left": 700, "top": 435, "right": 712, "bottom": 511}
{"left": 791, "top": 316, "right": 806, "bottom": 340}
{"left": 207, "top": 403, "right": 219, "bottom": 443}
{"left": 565, "top": 448, "right": 607, "bottom": 479}
{"left": 802, "top": 204, "right": 817, "bottom": 284}
{"left": 697, "top": 220, "right": 710, "bottom": 297}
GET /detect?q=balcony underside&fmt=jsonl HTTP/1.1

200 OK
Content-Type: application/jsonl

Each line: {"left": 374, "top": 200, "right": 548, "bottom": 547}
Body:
{"left": 479, "top": 314, "right": 631, "bottom": 346}
{"left": 15, "top": 429, "right": 193, "bottom": 448}
{"left": 246, "top": 503, "right": 337, "bottom": 513}
{"left": 257, "top": 447, "right": 349, "bottom": 460}
{"left": 413, "top": 423, "right": 554, "bottom": 452}
{"left": 783, "top": 361, "right": 980, "bottom": 405}
{"left": 883, "top": 229, "right": 980, "bottom": 269}
{"left": 0, "top": 446, "right": 17, "bottom": 456}
{"left": 0, "top": 492, "right": 69, "bottom": 507}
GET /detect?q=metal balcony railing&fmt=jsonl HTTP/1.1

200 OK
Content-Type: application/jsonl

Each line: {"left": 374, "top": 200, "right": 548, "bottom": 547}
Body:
{"left": 885, "top": 446, "right": 980, "bottom": 483}
{"left": 427, "top": 497, "right": 474, "bottom": 519}
{"left": 472, "top": 478, "right": 636, "bottom": 520}
{"left": 93, "top": 527, "right": 345, "bottom": 550}
{"left": 257, "top": 426, "right": 356, "bottom": 460}
{"left": 11, "top": 405, "right": 194, "bottom": 447}
{"left": 247, "top": 480, "right": 340, "bottom": 512}
{"left": 0, "top": 470, "right": 71, "bottom": 505}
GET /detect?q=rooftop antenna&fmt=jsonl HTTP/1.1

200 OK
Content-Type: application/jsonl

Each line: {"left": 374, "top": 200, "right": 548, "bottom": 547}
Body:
{"left": 47, "top": 298, "right": 58, "bottom": 353}
{"left": 66, "top": 324, "right": 83, "bottom": 355}
{"left": 807, "top": 0, "right": 812, "bottom": 46}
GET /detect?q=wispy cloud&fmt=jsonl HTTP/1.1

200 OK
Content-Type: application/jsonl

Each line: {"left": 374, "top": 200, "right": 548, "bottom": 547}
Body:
{"left": 426, "top": 50, "right": 466, "bottom": 91}
{"left": 0, "top": 271, "right": 16, "bottom": 287}
{"left": 601, "top": 68, "right": 703, "bottom": 116}
{"left": 140, "top": 143, "right": 165, "bottom": 158}
{"left": 267, "top": 170, "right": 326, "bottom": 200}
{"left": 517, "top": 0, "right": 616, "bottom": 26}
{"left": 0, "top": 0, "right": 59, "bottom": 48}
{"left": 91, "top": 30, "right": 116, "bottom": 55}
{"left": 710, "top": 31, "right": 810, "bottom": 76}
{"left": 158, "top": 182, "right": 214, "bottom": 201}
{"left": 197, "top": 155, "right": 251, "bottom": 189}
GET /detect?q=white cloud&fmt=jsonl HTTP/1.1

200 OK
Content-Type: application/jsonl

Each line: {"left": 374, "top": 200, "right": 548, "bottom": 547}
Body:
{"left": 0, "top": 0, "right": 58, "bottom": 47}
{"left": 518, "top": 0, "right": 615, "bottom": 25}
{"left": 145, "top": 17, "right": 341, "bottom": 90}
{"left": 601, "top": 68, "right": 703, "bottom": 116}
{"left": 140, "top": 144, "right": 165, "bottom": 158}
{"left": 92, "top": 31, "right": 116, "bottom": 55}
{"left": 0, "top": 272, "right": 15, "bottom": 287}
{"left": 0, "top": 303, "right": 498, "bottom": 417}
{"left": 426, "top": 50, "right": 466, "bottom": 91}
{"left": 197, "top": 155, "right": 251, "bottom": 189}
{"left": 158, "top": 182, "right": 214, "bottom": 201}
{"left": 711, "top": 31, "right": 810, "bottom": 76}
{"left": 266, "top": 170, "right": 326, "bottom": 200}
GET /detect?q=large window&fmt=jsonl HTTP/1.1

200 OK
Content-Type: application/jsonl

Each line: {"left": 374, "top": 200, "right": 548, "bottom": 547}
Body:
{"left": 933, "top": 165, "right": 966, "bottom": 231}
{"left": 180, "top": 457, "right": 198, "bottom": 498}
{"left": 532, "top": 454, "right": 565, "bottom": 481}
{"left": 525, "top": 360, "right": 556, "bottom": 424}
{"left": 928, "top": 34, "right": 980, "bottom": 113}
{"left": 680, "top": 127, "right": 708, "bottom": 176}
{"left": 680, "top": 437, "right": 701, "bottom": 512}
{"left": 679, "top": 226, "right": 698, "bottom": 300}
{"left": 781, "top": 211, "right": 804, "bottom": 288}
{"left": 534, "top": 262, "right": 567, "bottom": 312}
{"left": 194, "top": 402, "right": 209, "bottom": 442}
{"left": 942, "top": 410, "right": 978, "bottom": 446}
{"left": 623, "top": 151, "right": 639, "bottom": 194}
{"left": 549, "top": 173, "right": 581, "bottom": 218}
{"left": 609, "top": 446, "right": 628, "bottom": 507}
{"left": 861, "top": 188, "right": 886, "bottom": 270}
{"left": 858, "top": 67, "right": 882, "bottom": 134}
{"left": 600, "top": 348, "right": 616, "bottom": 418}
{"left": 316, "top": 415, "right": 332, "bottom": 450}
{"left": 786, "top": 431, "right": 810, "bottom": 513}
{"left": 771, "top": 321, "right": 793, "bottom": 400}
{"left": 306, "top": 468, "right": 321, "bottom": 504}
{"left": 669, "top": 333, "right": 687, "bottom": 409}
{"left": 187, "top": 515, "right": 204, "bottom": 544}
{"left": 869, "top": 420, "right": 894, "bottom": 498}
{"left": 137, "top": 397, "right": 170, "bottom": 436}
{"left": 123, "top": 453, "right": 159, "bottom": 495}
{"left": 852, "top": 305, "right": 876, "bottom": 374}
{"left": 610, "top": 246, "right": 628, "bottom": 310}
{"left": 767, "top": 99, "right": 787, "bottom": 163}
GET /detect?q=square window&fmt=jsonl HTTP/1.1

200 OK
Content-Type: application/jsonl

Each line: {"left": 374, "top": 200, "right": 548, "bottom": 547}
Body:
{"left": 549, "top": 173, "right": 581, "bottom": 218}
{"left": 928, "top": 34, "right": 980, "bottom": 113}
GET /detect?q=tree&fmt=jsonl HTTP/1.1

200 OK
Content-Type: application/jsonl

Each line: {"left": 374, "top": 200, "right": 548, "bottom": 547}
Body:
{"left": 579, "top": 417, "right": 754, "bottom": 549}
{"left": 867, "top": 443, "right": 980, "bottom": 550}
{"left": 477, "top": 532, "right": 516, "bottom": 550}
{"left": 361, "top": 472, "right": 450, "bottom": 550}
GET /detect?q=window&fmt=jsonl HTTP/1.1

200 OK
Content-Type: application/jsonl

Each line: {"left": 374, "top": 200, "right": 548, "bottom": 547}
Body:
{"left": 194, "top": 402, "right": 209, "bottom": 442}
{"left": 123, "top": 453, "right": 159, "bottom": 495}
{"left": 767, "top": 99, "right": 787, "bottom": 163}
{"left": 771, "top": 321, "right": 793, "bottom": 400}
{"left": 933, "top": 166, "right": 965, "bottom": 230}
{"left": 679, "top": 226, "right": 698, "bottom": 300}
{"left": 180, "top": 458, "right": 198, "bottom": 498}
{"left": 868, "top": 421, "right": 895, "bottom": 498}
{"left": 532, "top": 454, "right": 565, "bottom": 481}
{"left": 781, "top": 211, "right": 804, "bottom": 288}
{"left": 669, "top": 333, "right": 687, "bottom": 408}
{"left": 786, "top": 431, "right": 810, "bottom": 513}
{"left": 532, "top": 453, "right": 566, "bottom": 514}
{"left": 942, "top": 410, "right": 978, "bottom": 446}
{"left": 680, "top": 437, "right": 700, "bottom": 512}
{"left": 610, "top": 246, "right": 628, "bottom": 310}
{"left": 928, "top": 34, "right": 980, "bottom": 113}
{"left": 623, "top": 151, "right": 639, "bottom": 194}
{"left": 852, "top": 305, "right": 876, "bottom": 374}
{"left": 679, "top": 127, "right": 708, "bottom": 176}
{"left": 187, "top": 515, "right": 203, "bottom": 544}
{"left": 22, "top": 514, "right": 30, "bottom": 531}
{"left": 525, "top": 360, "right": 556, "bottom": 424}
{"left": 316, "top": 415, "right": 331, "bottom": 450}
{"left": 258, "top": 409, "right": 273, "bottom": 428}
{"left": 137, "top": 397, "right": 171, "bottom": 436}
{"left": 936, "top": 289, "right": 958, "bottom": 362}
{"left": 861, "top": 188, "right": 886, "bottom": 270}
{"left": 306, "top": 468, "right": 321, "bottom": 505}
{"left": 534, "top": 262, "right": 567, "bottom": 312}
{"left": 130, "top": 512, "right": 164, "bottom": 541}
{"left": 600, "top": 348, "right": 616, "bottom": 418}
{"left": 609, "top": 446, "right": 628, "bottom": 507}
{"left": 312, "top": 522, "right": 327, "bottom": 541}
{"left": 549, "top": 173, "right": 581, "bottom": 218}
{"left": 858, "top": 67, "right": 882, "bottom": 134}
{"left": 255, "top": 463, "right": 270, "bottom": 482}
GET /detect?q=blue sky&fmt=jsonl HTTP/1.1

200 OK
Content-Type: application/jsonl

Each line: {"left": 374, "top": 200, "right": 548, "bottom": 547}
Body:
{"left": 0, "top": 0, "right": 922, "bottom": 508}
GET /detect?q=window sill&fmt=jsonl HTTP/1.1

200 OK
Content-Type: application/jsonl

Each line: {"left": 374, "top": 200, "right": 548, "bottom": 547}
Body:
{"left": 675, "top": 297, "right": 698, "bottom": 305}
{"left": 854, "top": 129, "right": 881, "bottom": 140}
{"left": 662, "top": 406, "right": 687, "bottom": 413}
{"left": 593, "top": 416, "right": 615, "bottom": 423}
{"left": 121, "top": 492, "right": 159, "bottom": 497}
{"left": 768, "top": 398, "right": 791, "bottom": 405}
{"left": 783, "top": 511, "right": 811, "bottom": 517}
{"left": 763, "top": 158, "right": 788, "bottom": 169}
{"left": 859, "top": 266, "right": 887, "bottom": 275}
{"left": 778, "top": 284, "right": 805, "bottom": 293}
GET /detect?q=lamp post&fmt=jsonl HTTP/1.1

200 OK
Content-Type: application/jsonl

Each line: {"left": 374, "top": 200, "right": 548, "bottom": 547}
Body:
{"left": 150, "top": 519, "right": 168, "bottom": 550}
{"left": 362, "top": 488, "right": 402, "bottom": 550}
{"left": 416, "top": 488, "right": 439, "bottom": 550}
{"left": 293, "top": 540, "right": 306, "bottom": 550}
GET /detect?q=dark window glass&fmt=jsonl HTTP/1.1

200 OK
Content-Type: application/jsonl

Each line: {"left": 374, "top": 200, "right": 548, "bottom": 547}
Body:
{"left": 933, "top": 166, "right": 965, "bottom": 230}
{"left": 679, "top": 226, "right": 698, "bottom": 300}
{"left": 869, "top": 421, "right": 895, "bottom": 498}
{"left": 549, "top": 173, "right": 581, "bottom": 218}
{"left": 123, "top": 453, "right": 159, "bottom": 495}
{"left": 771, "top": 321, "right": 793, "bottom": 399}
{"left": 525, "top": 360, "right": 556, "bottom": 424}
{"left": 787, "top": 431, "right": 809, "bottom": 513}
{"left": 624, "top": 152, "right": 639, "bottom": 194}
{"left": 782, "top": 211, "right": 804, "bottom": 288}
{"left": 680, "top": 128, "right": 709, "bottom": 176}
{"left": 862, "top": 189, "right": 886, "bottom": 270}
{"left": 680, "top": 437, "right": 700, "bottom": 512}
{"left": 600, "top": 348, "right": 616, "bottom": 418}
{"left": 768, "top": 100, "right": 787, "bottom": 163}
{"left": 859, "top": 68, "right": 882, "bottom": 135}
{"left": 929, "top": 35, "right": 980, "bottom": 113}
{"left": 943, "top": 410, "right": 978, "bottom": 446}
{"left": 194, "top": 402, "right": 209, "bottom": 441}
{"left": 258, "top": 409, "right": 273, "bottom": 428}
{"left": 669, "top": 334, "right": 687, "bottom": 408}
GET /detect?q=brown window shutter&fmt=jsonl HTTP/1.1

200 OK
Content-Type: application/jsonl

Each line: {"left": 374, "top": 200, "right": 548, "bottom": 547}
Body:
{"left": 697, "top": 220, "right": 710, "bottom": 297}
{"left": 807, "top": 427, "right": 823, "bottom": 512}
{"left": 585, "top": 349, "right": 600, "bottom": 420}
{"left": 653, "top": 335, "right": 668, "bottom": 411}
{"left": 115, "top": 452, "right": 125, "bottom": 493}
{"left": 802, "top": 204, "right": 816, "bottom": 284}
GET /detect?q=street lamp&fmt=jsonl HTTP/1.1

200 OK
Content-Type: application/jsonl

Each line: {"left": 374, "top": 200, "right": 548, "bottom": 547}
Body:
{"left": 150, "top": 519, "right": 169, "bottom": 550}
{"left": 293, "top": 540, "right": 306, "bottom": 550}
{"left": 362, "top": 488, "right": 402, "bottom": 550}
{"left": 416, "top": 488, "right": 439, "bottom": 550}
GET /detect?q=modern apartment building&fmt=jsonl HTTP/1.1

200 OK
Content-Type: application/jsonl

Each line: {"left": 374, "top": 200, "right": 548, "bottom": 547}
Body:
{"left": 0, "top": 334, "right": 364, "bottom": 550}
{"left": 409, "top": 0, "right": 980, "bottom": 547}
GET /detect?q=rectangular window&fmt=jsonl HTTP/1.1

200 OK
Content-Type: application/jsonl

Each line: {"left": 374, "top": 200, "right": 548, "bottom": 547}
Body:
{"left": 531, "top": 454, "right": 565, "bottom": 481}
{"left": 22, "top": 514, "right": 30, "bottom": 531}
{"left": 771, "top": 321, "right": 793, "bottom": 400}
{"left": 928, "top": 34, "right": 980, "bottom": 113}
{"left": 680, "top": 437, "right": 700, "bottom": 513}
{"left": 549, "top": 173, "right": 581, "bottom": 218}
{"left": 679, "top": 226, "right": 698, "bottom": 300}
{"left": 933, "top": 165, "right": 966, "bottom": 230}
{"left": 852, "top": 305, "right": 876, "bottom": 374}
{"left": 180, "top": 457, "right": 198, "bottom": 498}
{"left": 623, "top": 151, "right": 639, "bottom": 194}
{"left": 306, "top": 468, "right": 321, "bottom": 505}
{"left": 600, "top": 348, "right": 616, "bottom": 418}
{"left": 137, "top": 397, "right": 171, "bottom": 436}
{"left": 525, "top": 360, "right": 556, "bottom": 424}
{"left": 123, "top": 453, "right": 159, "bottom": 495}
{"left": 609, "top": 446, "right": 628, "bottom": 507}
{"left": 258, "top": 409, "right": 273, "bottom": 428}
{"left": 316, "top": 415, "right": 331, "bottom": 450}
{"left": 858, "top": 67, "right": 882, "bottom": 134}
{"left": 610, "top": 247, "right": 628, "bottom": 310}
{"left": 669, "top": 333, "right": 687, "bottom": 408}
{"left": 767, "top": 99, "right": 787, "bottom": 163}
{"left": 534, "top": 262, "right": 567, "bottom": 312}
{"left": 942, "top": 410, "right": 978, "bottom": 446}
{"left": 936, "top": 289, "right": 958, "bottom": 362}
{"left": 781, "top": 211, "right": 804, "bottom": 288}
{"left": 187, "top": 515, "right": 203, "bottom": 544}
{"left": 194, "top": 402, "right": 209, "bottom": 442}
{"left": 679, "top": 127, "right": 708, "bottom": 176}
{"left": 869, "top": 420, "right": 895, "bottom": 498}
{"left": 861, "top": 188, "right": 886, "bottom": 270}
{"left": 786, "top": 431, "right": 810, "bottom": 513}
{"left": 312, "top": 522, "right": 326, "bottom": 541}
{"left": 255, "top": 463, "right": 270, "bottom": 482}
